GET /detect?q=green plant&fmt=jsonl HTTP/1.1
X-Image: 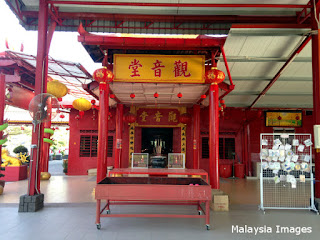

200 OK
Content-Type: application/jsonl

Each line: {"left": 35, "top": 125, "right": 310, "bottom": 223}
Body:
{"left": 13, "top": 145, "right": 28, "bottom": 155}
{"left": 62, "top": 159, "right": 68, "bottom": 173}
{"left": 13, "top": 145, "right": 30, "bottom": 164}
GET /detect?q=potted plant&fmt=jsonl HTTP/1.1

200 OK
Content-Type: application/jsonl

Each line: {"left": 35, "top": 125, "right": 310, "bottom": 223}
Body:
{"left": 62, "top": 159, "right": 68, "bottom": 174}
{"left": 13, "top": 145, "right": 30, "bottom": 165}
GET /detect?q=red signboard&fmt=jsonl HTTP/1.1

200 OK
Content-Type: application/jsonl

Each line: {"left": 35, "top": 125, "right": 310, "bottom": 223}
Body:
{"left": 136, "top": 108, "right": 180, "bottom": 126}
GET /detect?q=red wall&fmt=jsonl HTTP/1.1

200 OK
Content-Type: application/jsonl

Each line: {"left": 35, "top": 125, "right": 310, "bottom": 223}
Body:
{"left": 68, "top": 108, "right": 116, "bottom": 175}
{"left": 68, "top": 105, "right": 314, "bottom": 176}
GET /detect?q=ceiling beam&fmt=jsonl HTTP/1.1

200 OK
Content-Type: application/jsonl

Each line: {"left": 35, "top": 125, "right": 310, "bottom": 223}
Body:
{"left": 217, "top": 57, "right": 311, "bottom": 63}
{"left": 249, "top": 34, "right": 312, "bottom": 109}
{"left": 225, "top": 77, "right": 312, "bottom": 82}
{"left": 229, "top": 92, "right": 311, "bottom": 96}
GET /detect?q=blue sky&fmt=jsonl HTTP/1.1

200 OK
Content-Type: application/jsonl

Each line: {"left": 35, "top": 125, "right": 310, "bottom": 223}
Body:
{"left": 0, "top": 1, "right": 100, "bottom": 74}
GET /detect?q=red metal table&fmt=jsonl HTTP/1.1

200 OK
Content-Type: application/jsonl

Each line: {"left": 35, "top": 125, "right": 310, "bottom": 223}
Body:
{"left": 95, "top": 177, "right": 212, "bottom": 230}
{"left": 109, "top": 168, "right": 209, "bottom": 182}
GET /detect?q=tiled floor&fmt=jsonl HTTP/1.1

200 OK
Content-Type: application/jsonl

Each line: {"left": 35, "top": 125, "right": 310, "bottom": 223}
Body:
{"left": 0, "top": 175, "right": 319, "bottom": 240}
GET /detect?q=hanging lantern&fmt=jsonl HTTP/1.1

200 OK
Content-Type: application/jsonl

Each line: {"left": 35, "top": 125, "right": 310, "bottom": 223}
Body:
{"left": 93, "top": 67, "right": 114, "bottom": 83}
{"left": 179, "top": 113, "right": 192, "bottom": 124}
{"left": 177, "top": 93, "right": 183, "bottom": 98}
{"left": 130, "top": 93, "right": 135, "bottom": 99}
{"left": 296, "top": 116, "right": 300, "bottom": 120}
{"left": 75, "top": 115, "right": 80, "bottom": 120}
{"left": 59, "top": 114, "right": 65, "bottom": 119}
{"left": 124, "top": 112, "right": 136, "bottom": 123}
{"left": 91, "top": 99, "right": 96, "bottom": 105}
{"left": 66, "top": 128, "right": 70, "bottom": 131}
{"left": 201, "top": 94, "right": 206, "bottom": 99}
{"left": 55, "top": 127, "right": 59, "bottom": 130}
{"left": 205, "top": 67, "right": 225, "bottom": 84}
{"left": 47, "top": 80, "right": 68, "bottom": 98}
{"left": 154, "top": 92, "right": 159, "bottom": 98}
{"left": 21, "top": 126, "right": 24, "bottom": 130}
{"left": 58, "top": 98, "right": 63, "bottom": 102}
{"left": 220, "top": 99, "right": 225, "bottom": 104}
{"left": 72, "top": 98, "right": 92, "bottom": 111}
{"left": 278, "top": 116, "right": 282, "bottom": 120}
{"left": 110, "top": 93, "right": 115, "bottom": 99}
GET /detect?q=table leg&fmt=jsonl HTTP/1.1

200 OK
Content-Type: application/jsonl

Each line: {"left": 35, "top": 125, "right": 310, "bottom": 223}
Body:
{"left": 205, "top": 200, "right": 210, "bottom": 230}
{"left": 96, "top": 199, "right": 101, "bottom": 229}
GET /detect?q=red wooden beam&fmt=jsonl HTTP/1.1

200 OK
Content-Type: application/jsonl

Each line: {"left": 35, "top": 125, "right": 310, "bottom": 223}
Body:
{"left": 23, "top": 11, "right": 303, "bottom": 24}
{"left": 221, "top": 46, "right": 234, "bottom": 87}
{"left": 78, "top": 31, "right": 226, "bottom": 50}
{"left": 249, "top": 35, "right": 312, "bottom": 109}
{"left": 48, "top": 1, "right": 310, "bottom": 9}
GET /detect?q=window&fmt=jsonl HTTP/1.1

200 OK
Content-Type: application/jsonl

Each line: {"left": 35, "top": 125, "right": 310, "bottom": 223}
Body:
{"left": 80, "top": 135, "right": 113, "bottom": 157}
{"left": 202, "top": 137, "right": 235, "bottom": 159}
{"left": 201, "top": 137, "right": 209, "bottom": 159}
{"left": 107, "top": 136, "right": 113, "bottom": 157}
{"left": 219, "top": 138, "right": 235, "bottom": 159}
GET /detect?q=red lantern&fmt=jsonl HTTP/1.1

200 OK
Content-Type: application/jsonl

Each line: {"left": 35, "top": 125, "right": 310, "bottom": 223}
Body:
{"left": 91, "top": 99, "right": 96, "bottom": 105}
{"left": 296, "top": 116, "right": 300, "bottom": 120}
{"left": 205, "top": 67, "right": 225, "bottom": 84}
{"left": 220, "top": 99, "right": 225, "bottom": 104}
{"left": 177, "top": 93, "right": 183, "bottom": 98}
{"left": 154, "top": 92, "right": 159, "bottom": 98}
{"left": 110, "top": 93, "right": 115, "bottom": 99}
{"left": 278, "top": 116, "right": 282, "bottom": 120}
{"left": 93, "top": 67, "right": 114, "bottom": 83}
{"left": 58, "top": 97, "right": 62, "bottom": 102}
{"left": 124, "top": 113, "right": 136, "bottom": 123}
{"left": 179, "top": 113, "right": 192, "bottom": 124}
{"left": 59, "top": 114, "right": 65, "bottom": 119}
{"left": 75, "top": 115, "right": 80, "bottom": 120}
{"left": 201, "top": 94, "right": 206, "bottom": 99}
{"left": 55, "top": 127, "right": 59, "bottom": 130}
{"left": 130, "top": 93, "right": 135, "bottom": 99}
{"left": 222, "top": 104, "right": 226, "bottom": 109}
{"left": 66, "top": 128, "right": 70, "bottom": 131}
{"left": 21, "top": 126, "right": 24, "bottom": 130}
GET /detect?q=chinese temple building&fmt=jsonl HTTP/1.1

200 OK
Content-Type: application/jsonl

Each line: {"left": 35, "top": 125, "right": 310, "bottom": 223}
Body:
{"left": 2, "top": 0, "right": 320, "bottom": 213}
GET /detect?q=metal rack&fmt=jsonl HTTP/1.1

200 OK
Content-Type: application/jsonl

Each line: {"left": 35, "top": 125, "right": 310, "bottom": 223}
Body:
{"left": 259, "top": 133, "right": 318, "bottom": 214}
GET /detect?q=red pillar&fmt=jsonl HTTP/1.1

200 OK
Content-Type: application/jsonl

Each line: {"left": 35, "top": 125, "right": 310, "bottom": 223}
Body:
{"left": 193, "top": 104, "right": 200, "bottom": 169}
{"left": 114, "top": 103, "right": 123, "bottom": 169}
{"left": 243, "top": 124, "right": 249, "bottom": 176}
{"left": 0, "top": 75, "right": 5, "bottom": 159}
{"left": 311, "top": 12, "right": 320, "bottom": 197}
{"left": 29, "top": 0, "right": 48, "bottom": 195}
{"left": 97, "top": 83, "right": 110, "bottom": 183}
{"left": 209, "top": 84, "right": 220, "bottom": 189}
{"left": 41, "top": 121, "right": 51, "bottom": 173}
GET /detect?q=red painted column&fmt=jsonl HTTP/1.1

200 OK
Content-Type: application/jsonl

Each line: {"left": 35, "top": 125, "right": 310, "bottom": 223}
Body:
{"left": 29, "top": 0, "right": 48, "bottom": 195}
{"left": 41, "top": 120, "right": 51, "bottom": 172}
{"left": 0, "top": 75, "right": 5, "bottom": 158}
{"left": 311, "top": 9, "right": 320, "bottom": 197}
{"left": 209, "top": 84, "right": 220, "bottom": 189}
{"left": 193, "top": 104, "right": 200, "bottom": 169}
{"left": 97, "top": 83, "right": 110, "bottom": 183}
{"left": 243, "top": 124, "right": 249, "bottom": 176}
{"left": 114, "top": 103, "right": 123, "bottom": 169}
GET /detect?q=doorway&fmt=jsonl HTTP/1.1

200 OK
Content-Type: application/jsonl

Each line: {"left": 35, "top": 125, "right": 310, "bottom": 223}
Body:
{"left": 141, "top": 128, "right": 173, "bottom": 156}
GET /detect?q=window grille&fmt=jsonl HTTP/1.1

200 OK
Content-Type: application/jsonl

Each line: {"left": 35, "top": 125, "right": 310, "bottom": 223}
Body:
{"left": 80, "top": 135, "right": 113, "bottom": 157}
